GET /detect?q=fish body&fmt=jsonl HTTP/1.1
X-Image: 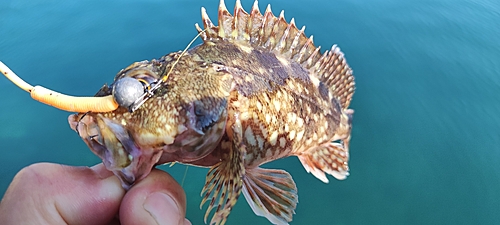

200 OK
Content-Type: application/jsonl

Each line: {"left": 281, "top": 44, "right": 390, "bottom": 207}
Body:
{"left": 69, "top": 1, "right": 355, "bottom": 224}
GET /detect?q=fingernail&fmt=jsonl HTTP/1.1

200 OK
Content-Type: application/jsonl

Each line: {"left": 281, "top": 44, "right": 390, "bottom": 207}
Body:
{"left": 97, "top": 176, "right": 125, "bottom": 201}
{"left": 144, "top": 192, "right": 183, "bottom": 225}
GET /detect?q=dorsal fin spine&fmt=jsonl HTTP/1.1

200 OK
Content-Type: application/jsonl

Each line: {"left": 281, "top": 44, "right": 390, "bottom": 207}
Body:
{"left": 276, "top": 18, "right": 290, "bottom": 53}
{"left": 261, "top": 5, "right": 276, "bottom": 49}
{"left": 248, "top": 1, "right": 263, "bottom": 44}
{"left": 297, "top": 35, "right": 313, "bottom": 64}
{"left": 281, "top": 18, "right": 297, "bottom": 58}
{"left": 307, "top": 45, "right": 322, "bottom": 68}
{"left": 195, "top": 23, "right": 206, "bottom": 39}
{"left": 201, "top": 7, "right": 217, "bottom": 40}
{"left": 289, "top": 25, "right": 305, "bottom": 58}
{"left": 218, "top": 0, "right": 232, "bottom": 39}
{"left": 232, "top": 0, "right": 245, "bottom": 40}
{"left": 269, "top": 10, "right": 287, "bottom": 52}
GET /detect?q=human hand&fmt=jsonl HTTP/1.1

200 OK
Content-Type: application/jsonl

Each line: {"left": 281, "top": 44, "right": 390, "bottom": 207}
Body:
{"left": 0, "top": 163, "right": 191, "bottom": 225}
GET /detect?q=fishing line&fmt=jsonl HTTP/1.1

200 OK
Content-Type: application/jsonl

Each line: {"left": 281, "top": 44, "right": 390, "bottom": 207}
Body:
{"left": 129, "top": 27, "right": 207, "bottom": 112}
{"left": 181, "top": 165, "right": 190, "bottom": 187}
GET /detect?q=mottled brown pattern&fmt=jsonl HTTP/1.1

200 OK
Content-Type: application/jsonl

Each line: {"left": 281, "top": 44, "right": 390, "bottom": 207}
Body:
{"left": 69, "top": 1, "right": 355, "bottom": 225}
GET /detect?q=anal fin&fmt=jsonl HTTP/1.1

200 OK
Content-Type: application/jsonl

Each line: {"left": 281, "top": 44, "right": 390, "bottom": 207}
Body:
{"left": 298, "top": 141, "right": 349, "bottom": 183}
{"left": 242, "top": 167, "right": 298, "bottom": 225}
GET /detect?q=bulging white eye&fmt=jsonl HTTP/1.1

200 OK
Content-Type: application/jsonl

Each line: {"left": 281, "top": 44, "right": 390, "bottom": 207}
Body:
{"left": 112, "top": 77, "right": 145, "bottom": 109}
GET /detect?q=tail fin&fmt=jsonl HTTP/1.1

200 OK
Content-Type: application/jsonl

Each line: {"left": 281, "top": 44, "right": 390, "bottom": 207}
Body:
{"left": 242, "top": 167, "right": 298, "bottom": 225}
{"left": 298, "top": 141, "right": 349, "bottom": 183}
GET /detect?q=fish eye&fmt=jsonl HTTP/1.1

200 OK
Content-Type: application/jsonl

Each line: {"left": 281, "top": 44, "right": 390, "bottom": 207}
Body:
{"left": 112, "top": 77, "right": 145, "bottom": 109}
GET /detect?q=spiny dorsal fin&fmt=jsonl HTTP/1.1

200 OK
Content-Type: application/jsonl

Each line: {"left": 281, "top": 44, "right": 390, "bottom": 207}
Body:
{"left": 195, "top": 0, "right": 354, "bottom": 109}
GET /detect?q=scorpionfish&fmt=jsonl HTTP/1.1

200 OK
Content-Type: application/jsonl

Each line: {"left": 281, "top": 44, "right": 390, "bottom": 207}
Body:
{"left": 69, "top": 0, "right": 355, "bottom": 224}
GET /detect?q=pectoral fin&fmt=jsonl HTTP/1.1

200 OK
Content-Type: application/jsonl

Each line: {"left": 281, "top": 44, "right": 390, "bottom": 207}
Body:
{"left": 242, "top": 167, "right": 298, "bottom": 225}
{"left": 200, "top": 139, "right": 245, "bottom": 225}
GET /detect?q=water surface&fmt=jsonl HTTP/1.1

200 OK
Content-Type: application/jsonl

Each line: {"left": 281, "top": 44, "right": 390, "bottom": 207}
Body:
{"left": 0, "top": 0, "right": 499, "bottom": 224}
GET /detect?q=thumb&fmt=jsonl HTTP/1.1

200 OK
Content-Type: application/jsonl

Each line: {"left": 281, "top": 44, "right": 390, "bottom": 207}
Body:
{"left": 0, "top": 163, "right": 125, "bottom": 225}
{"left": 119, "top": 169, "right": 191, "bottom": 225}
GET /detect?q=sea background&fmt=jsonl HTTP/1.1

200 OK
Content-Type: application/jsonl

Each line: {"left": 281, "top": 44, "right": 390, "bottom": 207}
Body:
{"left": 0, "top": 0, "right": 499, "bottom": 224}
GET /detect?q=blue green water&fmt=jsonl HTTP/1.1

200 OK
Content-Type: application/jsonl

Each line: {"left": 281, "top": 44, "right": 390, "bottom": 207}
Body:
{"left": 1, "top": 0, "right": 499, "bottom": 224}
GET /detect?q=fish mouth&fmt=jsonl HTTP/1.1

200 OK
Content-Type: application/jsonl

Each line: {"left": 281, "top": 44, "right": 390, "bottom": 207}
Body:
{"left": 68, "top": 113, "right": 162, "bottom": 189}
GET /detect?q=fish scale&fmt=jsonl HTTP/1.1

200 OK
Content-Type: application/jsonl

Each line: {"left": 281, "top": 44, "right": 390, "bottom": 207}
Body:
{"left": 66, "top": 0, "right": 355, "bottom": 224}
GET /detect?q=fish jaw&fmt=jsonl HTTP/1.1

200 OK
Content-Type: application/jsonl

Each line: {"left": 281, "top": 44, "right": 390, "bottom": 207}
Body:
{"left": 69, "top": 113, "right": 161, "bottom": 189}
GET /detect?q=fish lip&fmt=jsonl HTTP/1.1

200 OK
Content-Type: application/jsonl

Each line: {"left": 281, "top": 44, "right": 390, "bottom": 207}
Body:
{"left": 68, "top": 113, "right": 161, "bottom": 189}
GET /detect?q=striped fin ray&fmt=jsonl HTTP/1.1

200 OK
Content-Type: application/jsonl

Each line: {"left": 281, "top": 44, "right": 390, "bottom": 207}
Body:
{"left": 200, "top": 141, "right": 245, "bottom": 225}
{"left": 242, "top": 167, "right": 298, "bottom": 225}
{"left": 312, "top": 45, "right": 355, "bottom": 109}
{"left": 298, "top": 142, "right": 350, "bottom": 183}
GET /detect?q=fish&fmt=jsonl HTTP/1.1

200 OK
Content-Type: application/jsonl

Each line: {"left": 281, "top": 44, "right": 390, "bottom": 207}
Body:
{"left": 38, "top": 0, "right": 354, "bottom": 224}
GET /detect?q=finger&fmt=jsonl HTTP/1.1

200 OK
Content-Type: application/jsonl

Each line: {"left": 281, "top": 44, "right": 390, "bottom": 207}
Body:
{"left": 90, "top": 163, "right": 115, "bottom": 178}
{"left": 119, "top": 169, "right": 190, "bottom": 225}
{"left": 0, "top": 162, "right": 125, "bottom": 225}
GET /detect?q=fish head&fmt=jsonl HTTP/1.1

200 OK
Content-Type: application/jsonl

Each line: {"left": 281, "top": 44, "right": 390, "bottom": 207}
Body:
{"left": 69, "top": 53, "right": 233, "bottom": 189}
